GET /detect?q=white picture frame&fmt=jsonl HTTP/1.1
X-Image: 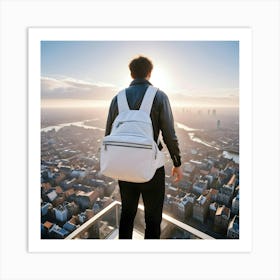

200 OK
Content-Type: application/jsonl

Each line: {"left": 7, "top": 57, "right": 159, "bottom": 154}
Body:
{"left": 28, "top": 27, "right": 252, "bottom": 253}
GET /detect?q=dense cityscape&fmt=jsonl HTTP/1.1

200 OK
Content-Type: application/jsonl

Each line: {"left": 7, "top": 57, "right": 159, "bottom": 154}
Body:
{"left": 41, "top": 107, "right": 239, "bottom": 240}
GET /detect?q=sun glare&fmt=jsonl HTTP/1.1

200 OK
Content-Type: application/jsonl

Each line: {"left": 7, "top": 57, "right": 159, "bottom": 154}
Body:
{"left": 150, "top": 65, "right": 173, "bottom": 91}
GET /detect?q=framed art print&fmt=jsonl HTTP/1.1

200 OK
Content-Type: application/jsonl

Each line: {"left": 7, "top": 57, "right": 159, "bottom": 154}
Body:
{"left": 28, "top": 27, "right": 252, "bottom": 253}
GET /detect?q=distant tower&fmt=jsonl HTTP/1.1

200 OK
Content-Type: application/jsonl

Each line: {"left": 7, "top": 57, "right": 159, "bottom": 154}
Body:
{"left": 217, "top": 119, "right": 221, "bottom": 129}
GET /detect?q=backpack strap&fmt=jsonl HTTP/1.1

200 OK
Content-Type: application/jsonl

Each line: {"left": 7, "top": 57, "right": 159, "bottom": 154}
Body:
{"left": 117, "top": 89, "right": 130, "bottom": 113}
{"left": 139, "top": 86, "right": 158, "bottom": 114}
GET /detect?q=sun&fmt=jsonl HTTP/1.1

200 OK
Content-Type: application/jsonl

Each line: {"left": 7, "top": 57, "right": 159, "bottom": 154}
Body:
{"left": 150, "top": 65, "right": 173, "bottom": 91}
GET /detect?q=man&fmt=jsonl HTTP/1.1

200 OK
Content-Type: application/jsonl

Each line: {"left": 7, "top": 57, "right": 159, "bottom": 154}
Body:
{"left": 105, "top": 56, "right": 183, "bottom": 239}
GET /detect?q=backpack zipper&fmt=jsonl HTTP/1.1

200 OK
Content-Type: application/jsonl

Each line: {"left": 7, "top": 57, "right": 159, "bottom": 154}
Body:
{"left": 103, "top": 141, "right": 157, "bottom": 160}
{"left": 103, "top": 141, "right": 152, "bottom": 151}
{"left": 116, "top": 120, "right": 151, "bottom": 128}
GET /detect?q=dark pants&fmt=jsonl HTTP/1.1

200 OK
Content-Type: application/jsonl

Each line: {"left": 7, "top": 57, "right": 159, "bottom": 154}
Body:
{"left": 118, "top": 166, "right": 165, "bottom": 239}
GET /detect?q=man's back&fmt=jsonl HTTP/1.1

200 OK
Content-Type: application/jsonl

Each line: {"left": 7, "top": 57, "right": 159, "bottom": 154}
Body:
{"left": 105, "top": 78, "right": 181, "bottom": 168}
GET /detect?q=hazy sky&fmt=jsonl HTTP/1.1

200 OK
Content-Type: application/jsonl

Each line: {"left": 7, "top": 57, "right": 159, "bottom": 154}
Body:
{"left": 41, "top": 41, "right": 239, "bottom": 107}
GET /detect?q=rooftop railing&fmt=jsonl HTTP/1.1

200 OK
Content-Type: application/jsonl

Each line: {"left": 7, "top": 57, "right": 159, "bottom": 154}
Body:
{"left": 66, "top": 201, "right": 214, "bottom": 240}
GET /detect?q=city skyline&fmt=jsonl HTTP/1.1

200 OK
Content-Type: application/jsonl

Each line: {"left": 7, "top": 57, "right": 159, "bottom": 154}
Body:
{"left": 41, "top": 41, "right": 239, "bottom": 108}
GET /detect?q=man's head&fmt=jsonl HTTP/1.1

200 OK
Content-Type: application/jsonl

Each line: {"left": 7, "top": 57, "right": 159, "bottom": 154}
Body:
{"left": 129, "top": 56, "right": 153, "bottom": 80}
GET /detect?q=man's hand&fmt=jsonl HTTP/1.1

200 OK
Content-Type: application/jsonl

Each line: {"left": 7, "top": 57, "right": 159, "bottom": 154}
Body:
{"left": 171, "top": 166, "right": 183, "bottom": 183}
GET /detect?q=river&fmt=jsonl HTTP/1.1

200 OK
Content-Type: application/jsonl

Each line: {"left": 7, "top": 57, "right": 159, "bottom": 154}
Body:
{"left": 176, "top": 122, "right": 220, "bottom": 151}
{"left": 176, "top": 122, "right": 239, "bottom": 163}
{"left": 41, "top": 119, "right": 105, "bottom": 133}
{"left": 176, "top": 122, "right": 202, "bottom": 132}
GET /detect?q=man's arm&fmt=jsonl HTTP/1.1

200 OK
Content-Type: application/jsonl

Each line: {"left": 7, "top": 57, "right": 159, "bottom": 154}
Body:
{"left": 105, "top": 96, "right": 118, "bottom": 136}
{"left": 159, "top": 92, "right": 183, "bottom": 182}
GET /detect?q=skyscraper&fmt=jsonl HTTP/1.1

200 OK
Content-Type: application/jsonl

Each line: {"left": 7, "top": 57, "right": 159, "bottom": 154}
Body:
{"left": 217, "top": 119, "right": 221, "bottom": 129}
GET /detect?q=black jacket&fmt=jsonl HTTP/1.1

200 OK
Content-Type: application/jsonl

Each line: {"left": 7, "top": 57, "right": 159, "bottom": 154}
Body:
{"left": 105, "top": 78, "right": 181, "bottom": 167}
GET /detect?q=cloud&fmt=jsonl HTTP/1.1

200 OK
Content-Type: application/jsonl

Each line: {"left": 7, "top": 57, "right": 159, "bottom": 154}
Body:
{"left": 41, "top": 76, "right": 239, "bottom": 108}
{"left": 41, "top": 76, "right": 117, "bottom": 100}
{"left": 169, "top": 88, "right": 239, "bottom": 108}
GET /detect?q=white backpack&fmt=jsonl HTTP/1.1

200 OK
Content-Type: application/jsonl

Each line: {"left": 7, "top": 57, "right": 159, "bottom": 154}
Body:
{"left": 100, "top": 86, "right": 165, "bottom": 183}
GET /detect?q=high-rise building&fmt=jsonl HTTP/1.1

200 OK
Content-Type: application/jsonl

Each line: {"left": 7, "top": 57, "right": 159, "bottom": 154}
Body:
{"left": 63, "top": 221, "right": 78, "bottom": 233}
{"left": 75, "top": 190, "right": 99, "bottom": 210}
{"left": 178, "top": 193, "right": 196, "bottom": 220}
{"left": 217, "top": 119, "right": 221, "bottom": 129}
{"left": 41, "top": 202, "right": 52, "bottom": 216}
{"left": 214, "top": 205, "right": 231, "bottom": 232}
{"left": 231, "top": 191, "right": 239, "bottom": 215}
{"left": 209, "top": 202, "right": 218, "bottom": 220}
{"left": 54, "top": 204, "right": 68, "bottom": 223}
{"left": 217, "top": 184, "right": 235, "bottom": 205}
{"left": 193, "top": 194, "right": 211, "bottom": 223}
{"left": 192, "top": 179, "right": 208, "bottom": 195}
{"left": 49, "top": 224, "right": 69, "bottom": 239}
{"left": 227, "top": 215, "right": 239, "bottom": 239}
{"left": 78, "top": 212, "right": 87, "bottom": 224}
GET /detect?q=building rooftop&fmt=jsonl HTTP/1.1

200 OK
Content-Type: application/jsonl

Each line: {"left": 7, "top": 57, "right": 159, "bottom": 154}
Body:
{"left": 43, "top": 221, "right": 53, "bottom": 230}
{"left": 216, "top": 205, "right": 230, "bottom": 217}
{"left": 196, "top": 195, "right": 207, "bottom": 205}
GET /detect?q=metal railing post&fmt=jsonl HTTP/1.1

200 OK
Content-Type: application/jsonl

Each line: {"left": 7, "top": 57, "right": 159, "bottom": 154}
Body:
{"left": 116, "top": 203, "right": 120, "bottom": 228}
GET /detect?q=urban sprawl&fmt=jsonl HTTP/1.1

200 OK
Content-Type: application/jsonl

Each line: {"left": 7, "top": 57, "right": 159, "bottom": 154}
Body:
{"left": 41, "top": 109, "right": 239, "bottom": 240}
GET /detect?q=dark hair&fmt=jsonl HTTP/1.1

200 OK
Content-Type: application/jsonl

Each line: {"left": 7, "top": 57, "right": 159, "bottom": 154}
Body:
{"left": 129, "top": 56, "right": 153, "bottom": 79}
